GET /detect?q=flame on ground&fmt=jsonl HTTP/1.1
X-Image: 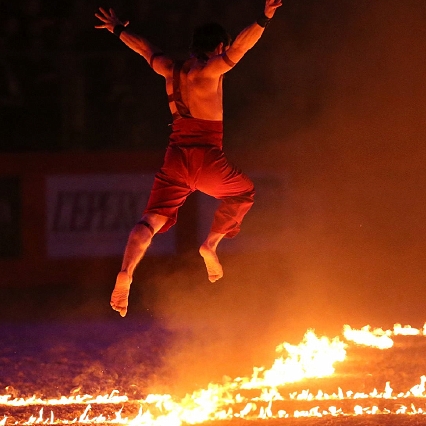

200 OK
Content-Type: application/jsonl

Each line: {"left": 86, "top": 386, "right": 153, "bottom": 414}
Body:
{"left": 1, "top": 323, "right": 426, "bottom": 425}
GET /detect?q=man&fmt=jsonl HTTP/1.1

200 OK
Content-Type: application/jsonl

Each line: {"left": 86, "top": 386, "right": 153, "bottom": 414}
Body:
{"left": 95, "top": 0, "right": 282, "bottom": 317}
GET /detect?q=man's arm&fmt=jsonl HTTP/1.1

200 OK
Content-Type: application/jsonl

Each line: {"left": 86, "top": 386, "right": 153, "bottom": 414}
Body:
{"left": 205, "top": 0, "right": 282, "bottom": 75}
{"left": 94, "top": 7, "right": 172, "bottom": 77}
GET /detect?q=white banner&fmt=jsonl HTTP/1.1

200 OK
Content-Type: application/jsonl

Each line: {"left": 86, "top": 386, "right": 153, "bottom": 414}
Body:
{"left": 46, "top": 174, "right": 176, "bottom": 258}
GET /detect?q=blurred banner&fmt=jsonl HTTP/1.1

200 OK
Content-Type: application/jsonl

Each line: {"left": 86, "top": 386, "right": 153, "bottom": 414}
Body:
{"left": 0, "top": 176, "right": 22, "bottom": 258}
{"left": 46, "top": 174, "right": 176, "bottom": 258}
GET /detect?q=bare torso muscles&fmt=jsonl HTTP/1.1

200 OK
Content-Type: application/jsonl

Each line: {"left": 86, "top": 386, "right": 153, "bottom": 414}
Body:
{"left": 166, "top": 59, "right": 224, "bottom": 121}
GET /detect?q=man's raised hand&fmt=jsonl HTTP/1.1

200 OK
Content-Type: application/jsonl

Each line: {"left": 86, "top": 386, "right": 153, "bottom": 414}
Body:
{"left": 264, "top": 0, "right": 282, "bottom": 18}
{"left": 94, "top": 7, "right": 129, "bottom": 33}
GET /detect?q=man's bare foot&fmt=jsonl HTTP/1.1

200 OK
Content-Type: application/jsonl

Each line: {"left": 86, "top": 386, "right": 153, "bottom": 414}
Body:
{"left": 111, "top": 271, "right": 132, "bottom": 317}
{"left": 199, "top": 244, "right": 223, "bottom": 282}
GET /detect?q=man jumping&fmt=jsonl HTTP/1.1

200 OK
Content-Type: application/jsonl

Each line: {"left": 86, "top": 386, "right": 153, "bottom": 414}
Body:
{"left": 95, "top": 0, "right": 282, "bottom": 317}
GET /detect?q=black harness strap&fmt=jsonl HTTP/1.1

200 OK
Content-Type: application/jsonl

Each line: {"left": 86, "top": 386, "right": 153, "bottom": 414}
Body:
{"left": 168, "top": 60, "right": 192, "bottom": 120}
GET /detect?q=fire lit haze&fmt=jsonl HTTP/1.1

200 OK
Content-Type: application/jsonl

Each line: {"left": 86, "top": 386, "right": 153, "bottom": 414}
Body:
{"left": 2, "top": 0, "right": 426, "bottom": 425}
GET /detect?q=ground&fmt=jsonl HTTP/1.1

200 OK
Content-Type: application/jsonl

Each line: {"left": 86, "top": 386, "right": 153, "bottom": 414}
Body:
{"left": 2, "top": 316, "right": 426, "bottom": 425}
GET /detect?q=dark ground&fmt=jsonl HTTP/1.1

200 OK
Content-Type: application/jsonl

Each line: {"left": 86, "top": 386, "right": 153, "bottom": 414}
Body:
{"left": 0, "top": 318, "right": 169, "bottom": 398}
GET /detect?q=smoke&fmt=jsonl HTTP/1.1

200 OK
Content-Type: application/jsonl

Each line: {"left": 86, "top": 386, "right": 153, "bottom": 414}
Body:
{"left": 136, "top": 0, "right": 426, "bottom": 395}
{"left": 291, "top": 0, "right": 426, "bottom": 321}
{"left": 261, "top": 0, "right": 426, "bottom": 331}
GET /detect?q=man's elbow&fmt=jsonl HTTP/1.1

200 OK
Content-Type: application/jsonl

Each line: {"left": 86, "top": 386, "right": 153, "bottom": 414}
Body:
{"left": 227, "top": 47, "right": 246, "bottom": 64}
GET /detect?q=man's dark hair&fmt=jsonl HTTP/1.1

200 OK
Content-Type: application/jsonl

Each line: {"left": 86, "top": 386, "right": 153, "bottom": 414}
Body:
{"left": 190, "top": 23, "right": 232, "bottom": 58}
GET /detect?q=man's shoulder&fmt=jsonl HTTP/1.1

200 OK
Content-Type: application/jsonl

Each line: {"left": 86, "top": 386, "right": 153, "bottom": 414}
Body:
{"left": 188, "top": 59, "right": 224, "bottom": 79}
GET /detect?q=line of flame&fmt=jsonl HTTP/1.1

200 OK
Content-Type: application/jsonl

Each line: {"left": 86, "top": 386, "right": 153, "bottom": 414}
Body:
{"left": 1, "top": 323, "right": 426, "bottom": 425}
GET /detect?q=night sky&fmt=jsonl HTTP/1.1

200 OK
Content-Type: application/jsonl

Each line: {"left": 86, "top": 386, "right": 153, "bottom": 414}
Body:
{"left": 1, "top": 0, "right": 426, "bottom": 396}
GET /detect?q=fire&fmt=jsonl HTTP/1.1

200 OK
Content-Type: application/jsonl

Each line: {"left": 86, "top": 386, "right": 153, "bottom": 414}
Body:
{"left": 1, "top": 323, "right": 426, "bottom": 424}
{"left": 393, "top": 323, "right": 422, "bottom": 336}
{"left": 0, "top": 390, "right": 128, "bottom": 407}
{"left": 343, "top": 322, "right": 426, "bottom": 348}
{"left": 342, "top": 324, "right": 394, "bottom": 349}
{"left": 243, "top": 330, "right": 347, "bottom": 388}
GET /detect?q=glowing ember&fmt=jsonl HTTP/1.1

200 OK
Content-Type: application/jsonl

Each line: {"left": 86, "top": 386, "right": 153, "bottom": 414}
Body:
{"left": 2, "top": 323, "right": 426, "bottom": 424}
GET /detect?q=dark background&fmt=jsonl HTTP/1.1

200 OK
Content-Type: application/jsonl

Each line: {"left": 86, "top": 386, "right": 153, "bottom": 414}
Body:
{"left": 1, "top": 0, "right": 426, "bottom": 399}
{"left": 1, "top": 0, "right": 362, "bottom": 152}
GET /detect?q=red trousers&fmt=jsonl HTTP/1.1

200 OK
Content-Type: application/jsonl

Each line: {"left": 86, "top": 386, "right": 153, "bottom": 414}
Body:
{"left": 144, "top": 118, "right": 255, "bottom": 238}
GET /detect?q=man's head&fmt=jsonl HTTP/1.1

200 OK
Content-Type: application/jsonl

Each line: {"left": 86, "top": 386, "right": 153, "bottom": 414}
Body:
{"left": 190, "top": 23, "right": 232, "bottom": 59}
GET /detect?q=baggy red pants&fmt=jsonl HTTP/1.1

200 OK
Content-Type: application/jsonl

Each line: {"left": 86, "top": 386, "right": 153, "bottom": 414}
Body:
{"left": 144, "top": 118, "right": 255, "bottom": 238}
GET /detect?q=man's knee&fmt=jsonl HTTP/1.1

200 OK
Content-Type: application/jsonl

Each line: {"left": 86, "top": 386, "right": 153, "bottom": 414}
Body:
{"left": 137, "top": 219, "right": 155, "bottom": 236}
{"left": 244, "top": 185, "right": 255, "bottom": 205}
{"left": 138, "top": 213, "right": 170, "bottom": 235}
{"left": 130, "top": 222, "right": 154, "bottom": 246}
{"left": 249, "top": 185, "right": 255, "bottom": 200}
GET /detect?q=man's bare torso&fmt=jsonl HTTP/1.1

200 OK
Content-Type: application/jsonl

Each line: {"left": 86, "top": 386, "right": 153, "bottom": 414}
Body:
{"left": 165, "top": 57, "right": 224, "bottom": 122}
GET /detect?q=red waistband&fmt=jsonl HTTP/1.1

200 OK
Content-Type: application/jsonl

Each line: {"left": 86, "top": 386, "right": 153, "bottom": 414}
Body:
{"left": 169, "top": 118, "right": 223, "bottom": 148}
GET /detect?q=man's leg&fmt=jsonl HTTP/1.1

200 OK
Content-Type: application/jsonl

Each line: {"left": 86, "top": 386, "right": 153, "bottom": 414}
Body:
{"left": 197, "top": 153, "right": 255, "bottom": 283}
{"left": 110, "top": 213, "right": 168, "bottom": 317}
{"left": 199, "top": 231, "right": 226, "bottom": 283}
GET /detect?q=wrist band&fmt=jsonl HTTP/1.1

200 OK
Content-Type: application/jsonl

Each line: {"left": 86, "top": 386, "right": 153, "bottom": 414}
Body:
{"left": 257, "top": 13, "right": 272, "bottom": 28}
{"left": 113, "top": 24, "right": 126, "bottom": 37}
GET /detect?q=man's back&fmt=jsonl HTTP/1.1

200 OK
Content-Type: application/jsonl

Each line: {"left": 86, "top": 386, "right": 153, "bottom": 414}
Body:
{"left": 96, "top": 3, "right": 282, "bottom": 123}
{"left": 164, "top": 57, "right": 225, "bottom": 122}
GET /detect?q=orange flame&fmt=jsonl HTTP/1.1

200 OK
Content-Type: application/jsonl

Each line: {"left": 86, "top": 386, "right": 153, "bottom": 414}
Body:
{"left": 243, "top": 330, "right": 347, "bottom": 389}
{"left": 2, "top": 323, "right": 426, "bottom": 424}
{"left": 343, "top": 324, "right": 394, "bottom": 348}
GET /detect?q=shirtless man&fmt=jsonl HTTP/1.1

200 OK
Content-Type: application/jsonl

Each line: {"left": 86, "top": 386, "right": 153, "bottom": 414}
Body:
{"left": 95, "top": 0, "right": 282, "bottom": 317}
